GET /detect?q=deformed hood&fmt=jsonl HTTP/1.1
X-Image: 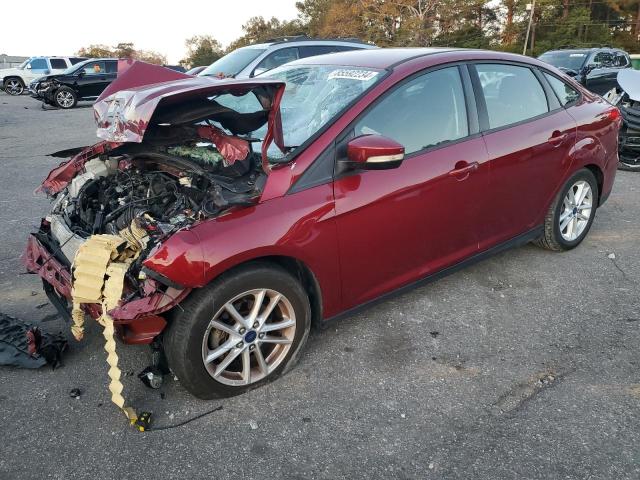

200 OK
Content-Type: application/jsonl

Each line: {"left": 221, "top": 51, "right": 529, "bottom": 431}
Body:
{"left": 93, "top": 61, "right": 286, "bottom": 152}
{"left": 617, "top": 69, "right": 640, "bottom": 102}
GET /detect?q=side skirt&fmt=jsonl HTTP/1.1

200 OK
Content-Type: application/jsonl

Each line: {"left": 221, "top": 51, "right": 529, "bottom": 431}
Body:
{"left": 321, "top": 226, "right": 543, "bottom": 328}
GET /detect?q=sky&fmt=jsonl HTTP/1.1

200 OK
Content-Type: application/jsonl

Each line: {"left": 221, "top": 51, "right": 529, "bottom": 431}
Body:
{"left": 2, "top": 0, "right": 300, "bottom": 63}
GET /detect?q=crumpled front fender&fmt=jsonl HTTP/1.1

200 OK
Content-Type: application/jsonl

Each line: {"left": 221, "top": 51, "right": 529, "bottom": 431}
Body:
{"left": 142, "top": 227, "right": 207, "bottom": 288}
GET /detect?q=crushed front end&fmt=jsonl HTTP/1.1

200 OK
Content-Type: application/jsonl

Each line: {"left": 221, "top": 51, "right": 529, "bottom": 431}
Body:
{"left": 23, "top": 63, "right": 286, "bottom": 345}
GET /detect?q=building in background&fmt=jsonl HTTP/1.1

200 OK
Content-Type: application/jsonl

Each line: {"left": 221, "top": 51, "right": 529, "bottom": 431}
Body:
{"left": 0, "top": 54, "right": 29, "bottom": 69}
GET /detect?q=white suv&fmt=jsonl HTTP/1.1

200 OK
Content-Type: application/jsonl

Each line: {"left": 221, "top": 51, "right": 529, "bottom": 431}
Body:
{"left": 1, "top": 56, "right": 87, "bottom": 95}
{"left": 199, "top": 37, "right": 376, "bottom": 79}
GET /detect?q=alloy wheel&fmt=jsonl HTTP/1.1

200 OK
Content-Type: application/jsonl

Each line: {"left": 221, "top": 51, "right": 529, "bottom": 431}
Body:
{"left": 4, "top": 79, "right": 23, "bottom": 95}
{"left": 201, "top": 288, "right": 296, "bottom": 386}
{"left": 55, "top": 90, "right": 75, "bottom": 108}
{"left": 559, "top": 180, "right": 593, "bottom": 241}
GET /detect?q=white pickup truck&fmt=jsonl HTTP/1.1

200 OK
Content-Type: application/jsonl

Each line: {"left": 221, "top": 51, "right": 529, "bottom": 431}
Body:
{"left": 1, "top": 56, "right": 86, "bottom": 95}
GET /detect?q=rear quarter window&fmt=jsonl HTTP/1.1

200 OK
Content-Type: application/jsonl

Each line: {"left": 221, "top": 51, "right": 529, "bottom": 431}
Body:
{"left": 50, "top": 59, "right": 67, "bottom": 69}
{"left": 543, "top": 72, "right": 580, "bottom": 106}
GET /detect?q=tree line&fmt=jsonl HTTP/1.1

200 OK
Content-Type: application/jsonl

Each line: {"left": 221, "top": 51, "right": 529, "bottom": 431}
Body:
{"left": 77, "top": 0, "right": 640, "bottom": 68}
{"left": 76, "top": 42, "right": 168, "bottom": 65}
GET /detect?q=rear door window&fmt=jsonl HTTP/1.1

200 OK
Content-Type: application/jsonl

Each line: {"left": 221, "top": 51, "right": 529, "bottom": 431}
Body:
{"left": 354, "top": 66, "right": 469, "bottom": 154}
{"left": 299, "top": 45, "right": 342, "bottom": 58}
{"left": 475, "top": 63, "right": 549, "bottom": 129}
{"left": 543, "top": 72, "right": 580, "bottom": 106}
{"left": 255, "top": 47, "right": 299, "bottom": 74}
{"left": 50, "top": 59, "right": 67, "bottom": 69}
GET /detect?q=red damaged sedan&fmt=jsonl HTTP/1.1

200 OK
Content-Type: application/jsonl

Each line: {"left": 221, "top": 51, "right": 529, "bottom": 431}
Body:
{"left": 24, "top": 48, "right": 620, "bottom": 399}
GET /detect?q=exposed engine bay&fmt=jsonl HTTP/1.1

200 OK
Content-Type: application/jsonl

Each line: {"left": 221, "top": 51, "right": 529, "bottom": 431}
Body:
{"left": 24, "top": 64, "right": 287, "bottom": 349}
{"left": 47, "top": 137, "right": 266, "bottom": 280}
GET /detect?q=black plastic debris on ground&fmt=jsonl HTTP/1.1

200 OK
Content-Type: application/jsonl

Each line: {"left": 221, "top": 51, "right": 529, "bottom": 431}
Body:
{"left": 0, "top": 313, "right": 67, "bottom": 369}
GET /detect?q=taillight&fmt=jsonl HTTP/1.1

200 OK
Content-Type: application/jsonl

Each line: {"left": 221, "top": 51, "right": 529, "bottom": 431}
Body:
{"left": 607, "top": 107, "right": 621, "bottom": 122}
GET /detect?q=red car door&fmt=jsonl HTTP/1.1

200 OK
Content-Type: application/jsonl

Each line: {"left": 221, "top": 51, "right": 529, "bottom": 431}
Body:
{"left": 333, "top": 66, "right": 490, "bottom": 309}
{"left": 470, "top": 63, "right": 577, "bottom": 249}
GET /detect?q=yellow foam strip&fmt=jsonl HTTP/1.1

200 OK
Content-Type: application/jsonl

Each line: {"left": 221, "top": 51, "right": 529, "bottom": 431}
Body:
{"left": 71, "top": 232, "right": 145, "bottom": 425}
{"left": 101, "top": 308, "right": 137, "bottom": 422}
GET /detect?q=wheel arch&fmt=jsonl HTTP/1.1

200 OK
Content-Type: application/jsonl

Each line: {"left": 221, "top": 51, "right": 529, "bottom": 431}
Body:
{"left": 180, "top": 254, "right": 324, "bottom": 328}
{"left": 3, "top": 75, "right": 24, "bottom": 84}
{"left": 583, "top": 163, "right": 604, "bottom": 206}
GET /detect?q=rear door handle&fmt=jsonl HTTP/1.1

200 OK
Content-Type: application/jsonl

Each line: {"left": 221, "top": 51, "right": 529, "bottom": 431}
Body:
{"left": 548, "top": 131, "right": 568, "bottom": 147}
{"left": 448, "top": 161, "right": 479, "bottom": 180}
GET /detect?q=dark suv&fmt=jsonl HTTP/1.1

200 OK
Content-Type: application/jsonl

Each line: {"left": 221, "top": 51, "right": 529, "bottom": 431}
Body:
{"left": 29, "top": 58, "right": 118, "bottom": 108}
{"left": 538, "top": 46, "right": 631, "bottom": 95}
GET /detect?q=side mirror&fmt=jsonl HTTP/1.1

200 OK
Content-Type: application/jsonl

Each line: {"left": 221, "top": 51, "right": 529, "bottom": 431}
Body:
{"left": 77, "top": 70, "right": 85, "bottom": 77}
{"left": 345, "top": 135, "right": 405, "bottom": 170}
{"left": 252, "top": 67, "right": 267, "bottom": 77}
{"left": 25, "top": 64, "right": 32, "bottom": 70}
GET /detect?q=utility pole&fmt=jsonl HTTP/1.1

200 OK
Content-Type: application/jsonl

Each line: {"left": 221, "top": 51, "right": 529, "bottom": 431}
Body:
{"left": 523, "top": 0, "right": 536, "bottom": 56}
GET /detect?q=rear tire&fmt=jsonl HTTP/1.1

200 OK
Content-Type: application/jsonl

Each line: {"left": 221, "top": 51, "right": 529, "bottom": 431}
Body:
{"left": 54, "top": 87, "right": 77, "bottom": 109}
{"left": 164, "top": 263, "right": 311, "bottom": 399}
{"left": 535, "top": 168, "right": 598, "bottom": 251}
{"left": 3, "top": 77, "right": 24, "bottom": 95}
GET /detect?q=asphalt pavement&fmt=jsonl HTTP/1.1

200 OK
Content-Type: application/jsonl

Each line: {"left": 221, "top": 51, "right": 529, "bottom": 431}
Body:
{"left": 0, "top": 93, "right": 639, "bottom": 480}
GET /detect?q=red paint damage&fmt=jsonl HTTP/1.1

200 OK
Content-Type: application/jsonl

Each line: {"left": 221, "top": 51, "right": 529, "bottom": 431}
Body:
{"left": 197, "top": 125, "right": 249, "bottom": 165}
{"left": 38, "top": 141, "right": 122, "bottom": 195}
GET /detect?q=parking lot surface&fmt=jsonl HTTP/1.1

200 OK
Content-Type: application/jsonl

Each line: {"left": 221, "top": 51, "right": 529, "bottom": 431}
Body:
{"left": 0, "top": 94, "right": 639, "bottom": 480}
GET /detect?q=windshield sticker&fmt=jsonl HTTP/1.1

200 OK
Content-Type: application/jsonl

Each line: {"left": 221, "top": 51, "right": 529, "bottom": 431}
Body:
{"left": 328, "top": 69, "right": 378, "bottom": 81}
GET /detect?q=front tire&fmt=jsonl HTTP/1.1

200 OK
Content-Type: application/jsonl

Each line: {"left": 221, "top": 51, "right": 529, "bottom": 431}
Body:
{"left": 164, "top": 263, "right": 311, "bottom": 399}
{"left": 535, "top": 168, "right": 598, "bottom": 251}
{"left": 3, "top": 77, "right": 24, "bottom": 95}
{"left": 54, "top": 87, "right": 77, "bottom": 109}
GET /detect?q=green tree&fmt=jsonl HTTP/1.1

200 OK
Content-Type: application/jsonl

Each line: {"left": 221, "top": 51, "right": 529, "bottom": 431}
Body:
{"left": 76, "top": 44, "right": 114, "bottom": 58}
{"left": 114, "top": 42, "right": 136, "bottom": 58}
{"left": 75, "top": 42, "right": 166, "bottom": 65}
{"left": 135, "top": 50, "right": 167, "bottom": 65}
{"left": 181, "top": 35, "right": 224, "bottom": 67}
{"left": 226, "top": 16, "right": 305, "bottom": 52}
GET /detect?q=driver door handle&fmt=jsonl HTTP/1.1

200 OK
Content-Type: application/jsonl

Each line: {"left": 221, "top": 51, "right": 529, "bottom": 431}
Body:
{"left": 448, "top": 161, "right": 479, "bottom": 180}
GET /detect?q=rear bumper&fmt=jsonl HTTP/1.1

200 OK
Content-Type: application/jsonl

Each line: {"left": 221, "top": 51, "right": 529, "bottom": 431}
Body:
{"left": 23, "top": 232, "right": 190, "bottom": 344}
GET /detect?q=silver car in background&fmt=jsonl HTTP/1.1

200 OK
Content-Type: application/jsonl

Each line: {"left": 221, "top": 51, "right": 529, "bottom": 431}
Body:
{"left": 199, "top": 36, "right": 376, "bottom": 79}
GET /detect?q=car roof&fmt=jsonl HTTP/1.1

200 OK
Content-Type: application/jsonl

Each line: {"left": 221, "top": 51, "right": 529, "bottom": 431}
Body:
{"left": 283, "top": 47, "right": 460, "bottom": 69}
{"left": 247, "top": 39, "right": 376, "bottom": 49}
{"left": 281, "top": 47, "right": 568, "bottom": 72}
{"left": 30, "top": 56, "right": 86, "bottom": 59}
